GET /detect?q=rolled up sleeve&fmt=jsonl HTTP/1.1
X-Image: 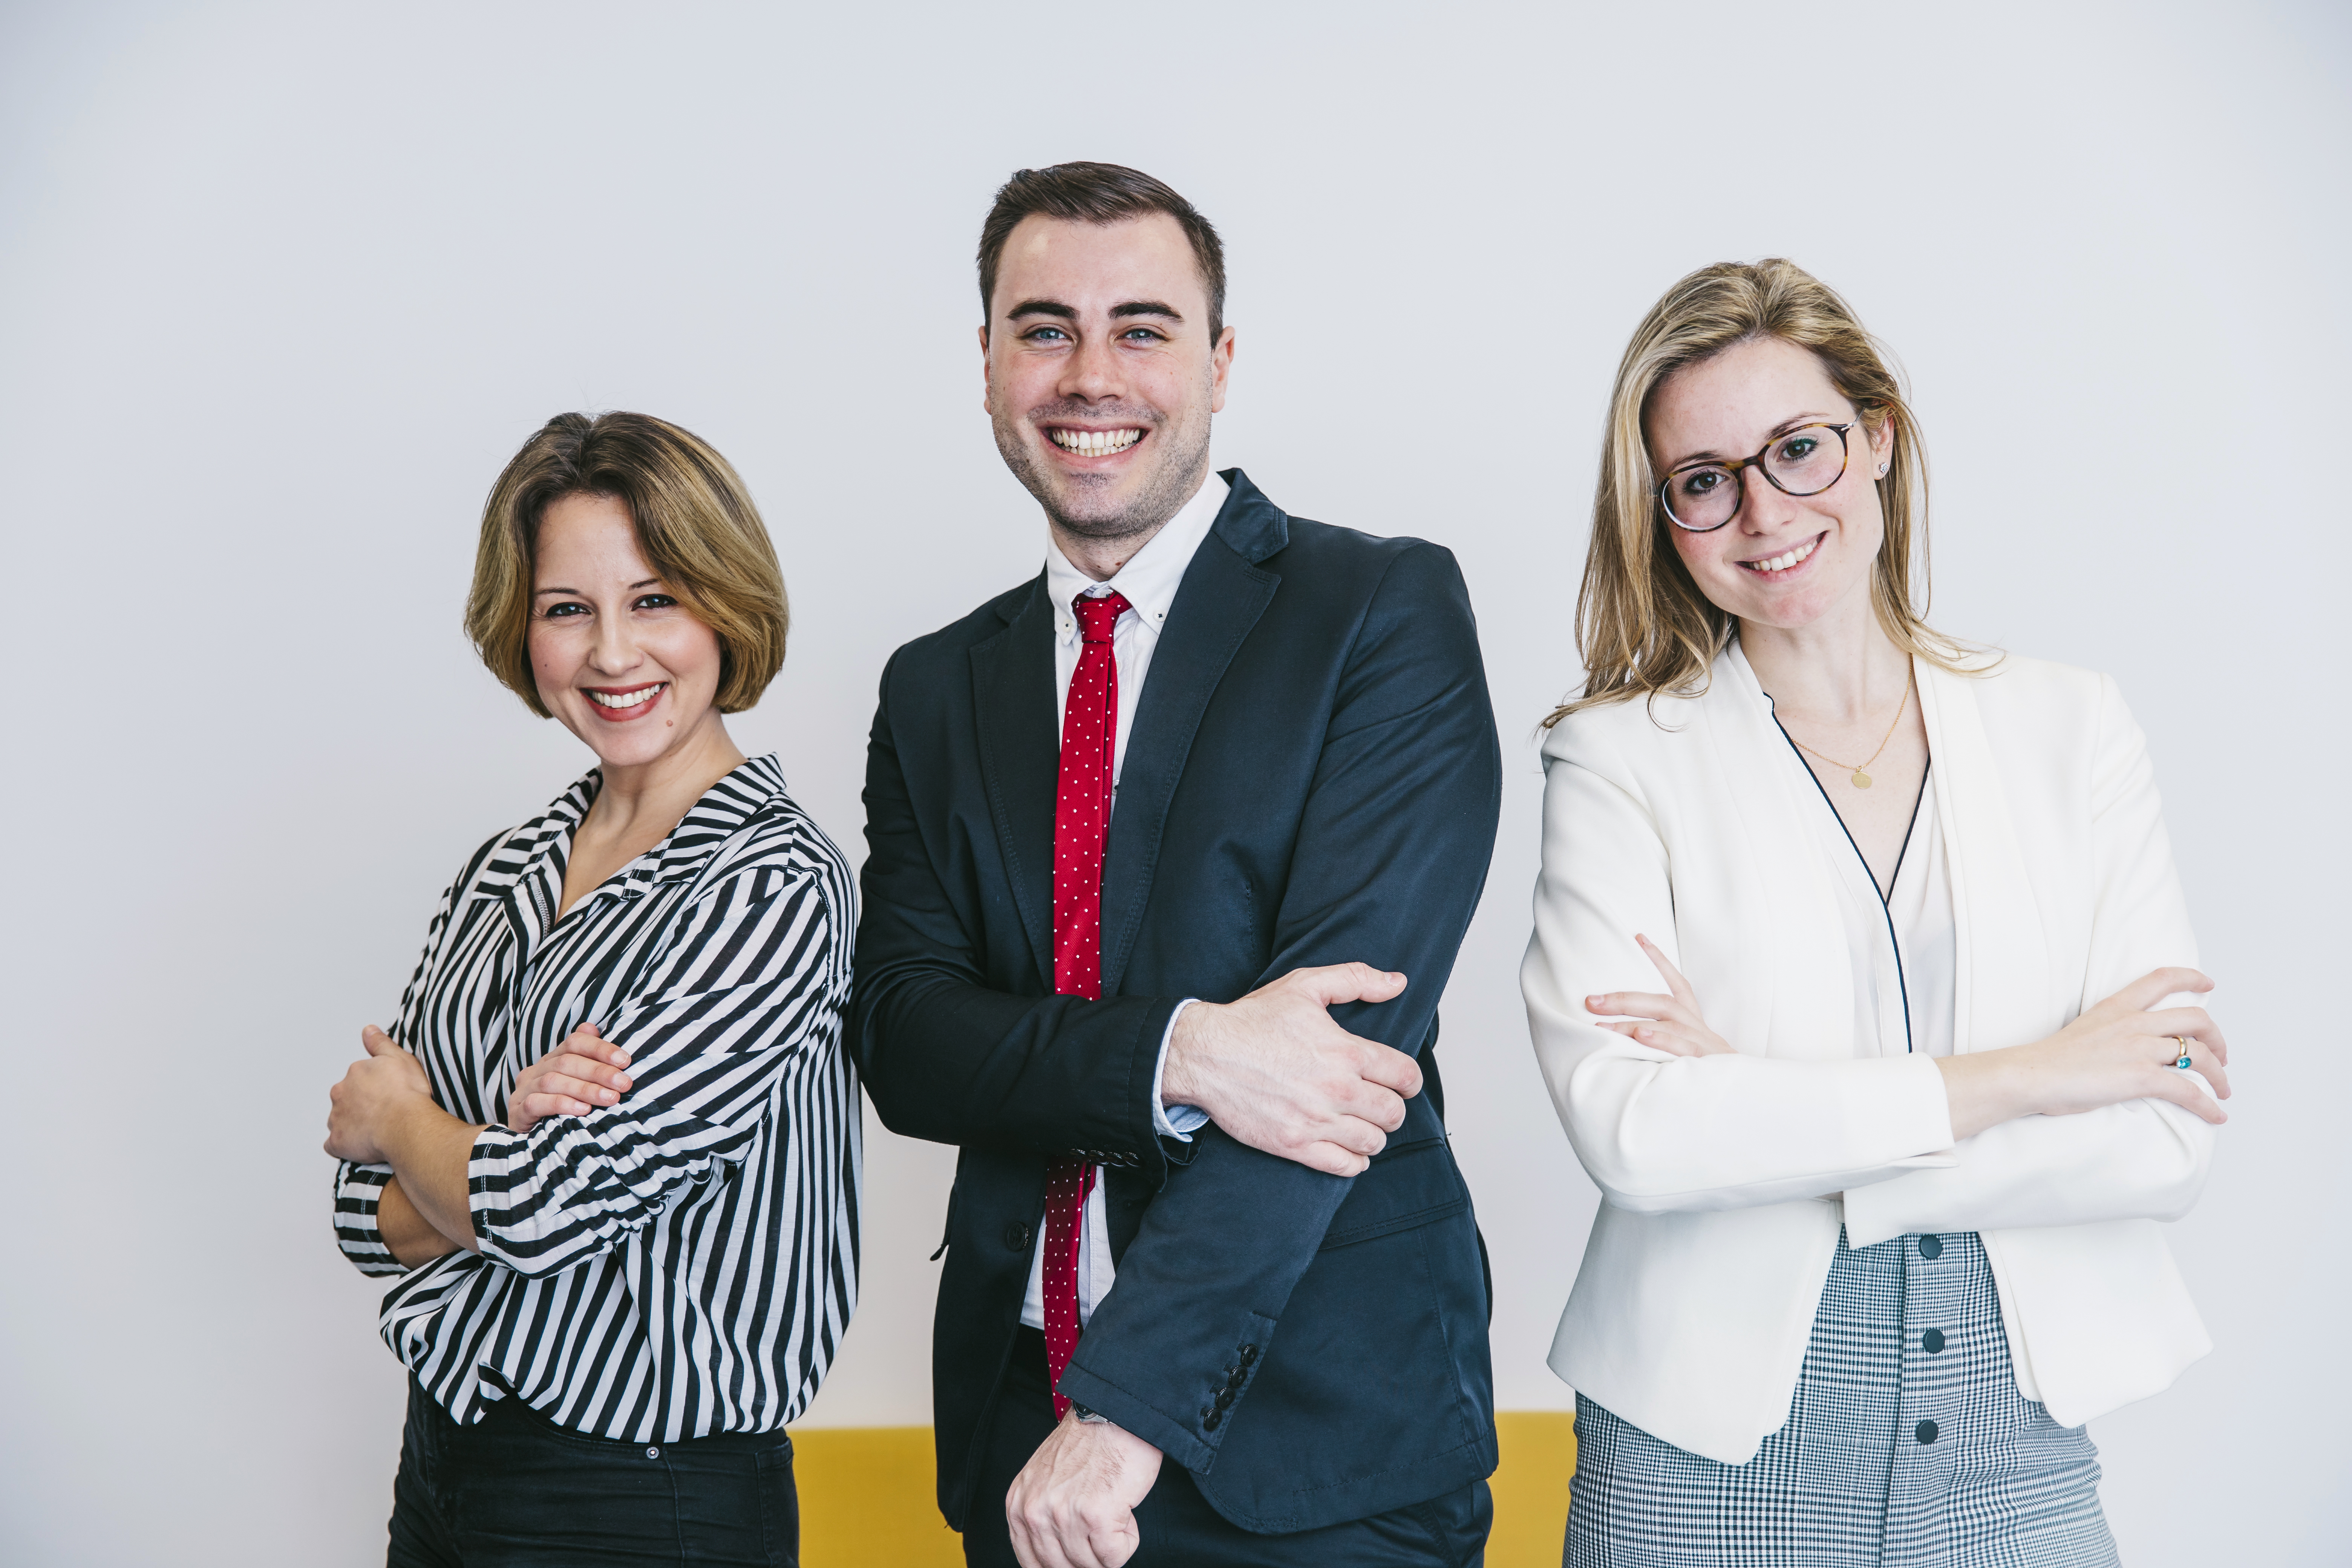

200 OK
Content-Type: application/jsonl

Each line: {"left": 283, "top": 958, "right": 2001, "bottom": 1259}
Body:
{"left": 332, "top": 1160, "right": 406, "bottom": 1277}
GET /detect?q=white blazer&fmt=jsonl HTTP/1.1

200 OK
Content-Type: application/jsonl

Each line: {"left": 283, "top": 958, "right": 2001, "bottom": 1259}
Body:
{"left": 1521, "top": 643, "right": 2215, "bottom": 1465}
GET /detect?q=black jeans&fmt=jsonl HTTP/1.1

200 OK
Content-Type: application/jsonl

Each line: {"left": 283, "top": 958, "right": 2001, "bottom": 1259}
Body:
{"left": 387, "top": 1378, "right": 799, "bottom": 1567}
{"left": 962, "top": 1329, "right": 1490, "bottom": 1568}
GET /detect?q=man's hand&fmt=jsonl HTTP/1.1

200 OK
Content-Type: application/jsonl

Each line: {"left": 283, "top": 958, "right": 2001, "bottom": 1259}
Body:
{"left": 324, "top": 1025, "right": 435, "bottom": 1163}
{"left": 506, "top": 1021, "right": 634, "bottom": 1135}
{"left": 1160, "top": 963, "right": 1421, "bottom": 1177}
{"left": 1006, "top": 1411, "right": 1162, "bottom": 1568}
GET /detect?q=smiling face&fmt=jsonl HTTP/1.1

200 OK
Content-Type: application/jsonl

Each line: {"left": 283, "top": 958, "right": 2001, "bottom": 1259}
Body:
{"left": 1646, "top": 335, "right": 1896, "bottom": 632}
{"left": 983, "top": 213, "right": 1234, "bottom": 545}
{"left": 528, "top": 493, "right": 730, "bottom": 771}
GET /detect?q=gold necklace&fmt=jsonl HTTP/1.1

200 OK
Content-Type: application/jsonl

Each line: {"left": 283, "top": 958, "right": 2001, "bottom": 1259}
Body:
{"left": 1786, "top": 673, "right": 1913, "bottom": 789}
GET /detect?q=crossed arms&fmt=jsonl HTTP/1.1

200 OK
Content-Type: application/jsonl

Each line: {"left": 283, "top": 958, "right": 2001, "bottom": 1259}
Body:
{"left": 849, "top": 542, "right": 1502, "bottom": 1429}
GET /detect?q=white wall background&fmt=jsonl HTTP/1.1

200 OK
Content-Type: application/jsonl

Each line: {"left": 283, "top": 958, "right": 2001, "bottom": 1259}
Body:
{"left": 1, "top": 2, "right": 2343, "bottom": 1563}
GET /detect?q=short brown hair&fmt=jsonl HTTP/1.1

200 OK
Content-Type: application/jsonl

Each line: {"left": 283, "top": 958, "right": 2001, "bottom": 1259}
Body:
{"left": 466, "top": 412, "right": 788, "bottom": 717}
{"left": 977, "top": 162, "right": 1227, "bottom": 340}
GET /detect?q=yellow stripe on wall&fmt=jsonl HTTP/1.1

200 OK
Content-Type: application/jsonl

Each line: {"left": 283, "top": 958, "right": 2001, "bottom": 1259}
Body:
{"left": 792, "top": 1412, "right": 1575, "bottom": 1566}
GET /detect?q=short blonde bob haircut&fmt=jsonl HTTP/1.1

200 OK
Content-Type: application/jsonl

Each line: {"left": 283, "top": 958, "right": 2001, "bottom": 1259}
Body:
{"left": 467, "top": 412, "right": 788, "bottom": 718}
{"left": 1548, "top": 258, "right": 1974, "bottom": 726}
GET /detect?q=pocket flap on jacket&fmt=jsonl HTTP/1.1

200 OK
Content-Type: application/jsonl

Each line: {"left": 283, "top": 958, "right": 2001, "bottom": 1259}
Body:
{"left": 1317, "top": 1138, "right": 1469, "bottom": 1252}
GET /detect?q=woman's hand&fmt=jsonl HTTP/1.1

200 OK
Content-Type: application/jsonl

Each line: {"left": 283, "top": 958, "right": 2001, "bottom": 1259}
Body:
{"left": 1937, "top": 966, "right": 2230, "bottom": 1141}
{"left": 325, "top": 1025, "right": 436, "bottom": 1163}
{"left": 505, "top": 1021, "right": 634, "bottom": 1135}
{"left": 1584, "top": 934, "right": 1737, "bottom": 1058}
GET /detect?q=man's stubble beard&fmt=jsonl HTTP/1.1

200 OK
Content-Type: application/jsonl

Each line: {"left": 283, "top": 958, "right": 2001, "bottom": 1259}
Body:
{"left": 992, "top": 398, "right": 1214, "bottom": 547}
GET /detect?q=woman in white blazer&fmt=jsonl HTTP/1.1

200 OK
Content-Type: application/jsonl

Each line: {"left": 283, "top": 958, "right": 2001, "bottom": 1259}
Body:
{"left": 1522, "top": 259, "right": 2230, "bottom": 1567}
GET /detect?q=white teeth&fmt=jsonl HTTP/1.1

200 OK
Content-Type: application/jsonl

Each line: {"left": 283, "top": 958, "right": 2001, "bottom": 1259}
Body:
{"left": 1744, "top": 538, "right": 1818, "bottom": 573}
{"left": 1052, "top": 428, "right": 1141, "bottom": 455}
{"left": 588, "top": 684, "right": 664, "bottom": 709}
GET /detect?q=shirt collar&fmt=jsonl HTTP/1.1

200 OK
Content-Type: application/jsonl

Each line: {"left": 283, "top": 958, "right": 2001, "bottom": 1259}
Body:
{"left": 469, "top": 752, "right": 792, "bottom": 905}
{"left": 1043, "top": 470, "right": 1230, "bottom": 638}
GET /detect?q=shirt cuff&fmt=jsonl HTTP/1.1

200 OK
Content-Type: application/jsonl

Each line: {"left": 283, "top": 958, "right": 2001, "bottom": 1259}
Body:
{"left": 1151, "top": 999, "right": 1209, "bottom": 1140}
{"left": 332, "top": 1159, "right": 407, "bottom": 1277}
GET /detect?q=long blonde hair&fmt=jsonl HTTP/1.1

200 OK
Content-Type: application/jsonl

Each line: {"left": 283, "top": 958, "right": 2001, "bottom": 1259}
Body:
{"left": 1547, "top": 258, "right": 1974, "bottom": 726}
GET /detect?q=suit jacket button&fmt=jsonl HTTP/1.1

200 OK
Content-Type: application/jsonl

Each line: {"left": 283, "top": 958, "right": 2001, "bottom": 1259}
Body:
{"left": 1204, "top": 1410, "right": 1222, "bottom": 1431}
{"left": 1004, "top": 1222, "right": 1033, "bottom": 1253}
{"left": 1238, "top": 1345, "right": 1257, "bottom": 1363}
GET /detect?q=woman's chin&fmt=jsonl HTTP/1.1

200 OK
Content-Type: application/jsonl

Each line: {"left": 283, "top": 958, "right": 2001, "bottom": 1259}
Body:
{"left": 559, "top": 698, "right": 713, "bottom": 771}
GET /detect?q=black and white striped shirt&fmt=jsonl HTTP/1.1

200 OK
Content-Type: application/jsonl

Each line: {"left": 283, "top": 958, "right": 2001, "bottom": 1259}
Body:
{"left": 332, "top": 754, "right": 860, "bottom": 1443}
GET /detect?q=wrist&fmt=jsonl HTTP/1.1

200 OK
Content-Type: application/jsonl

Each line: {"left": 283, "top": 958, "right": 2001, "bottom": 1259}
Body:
{"left": 1933, "top": 1047, "right": 2033, "bottom": 1142}
{"left": 377, "top": 1091, "right": 461, "bottom": 1168}
{"left": 1160, "top": 1001, "right": 1216, "bottom": 1109}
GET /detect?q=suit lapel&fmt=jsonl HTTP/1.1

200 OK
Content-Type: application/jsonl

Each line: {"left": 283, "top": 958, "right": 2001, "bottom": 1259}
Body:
{"left": 1710, "top": 643, "right": 1858, "bottom": 1061}
{"left": 1917, "top": 659, "right": 2053, "bottom": 1053}
{"left": 971, "top": 575, "right": 1061, "bottom": 991}
{"left": 1098, "top": 482, "right": 1283, "bottom": 994}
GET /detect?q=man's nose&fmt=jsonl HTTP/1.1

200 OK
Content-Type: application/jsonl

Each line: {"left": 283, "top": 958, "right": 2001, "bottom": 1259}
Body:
{"left": 1059, "top": 332, "right": 1124, "bottom": 401}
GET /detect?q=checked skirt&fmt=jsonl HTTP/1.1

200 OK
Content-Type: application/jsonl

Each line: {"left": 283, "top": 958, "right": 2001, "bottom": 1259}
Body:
{"left": 1565, "top": 1230, "right": 2119, "bottom": 1568}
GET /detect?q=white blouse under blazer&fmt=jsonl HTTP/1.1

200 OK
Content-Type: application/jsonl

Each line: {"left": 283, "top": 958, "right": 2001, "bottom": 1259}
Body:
{"left": 1522, "top": 643, "right": 2216, "bottom": 1465}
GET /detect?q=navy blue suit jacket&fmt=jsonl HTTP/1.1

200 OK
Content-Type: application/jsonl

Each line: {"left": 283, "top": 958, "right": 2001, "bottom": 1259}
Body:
{"left": 849, "top": 472, "right": 1501, "bottom": 1534}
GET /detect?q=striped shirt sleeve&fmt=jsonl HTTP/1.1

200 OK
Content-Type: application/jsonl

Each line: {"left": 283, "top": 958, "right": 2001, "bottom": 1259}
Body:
{"left": 466, "top": 864, "right": 838, "bottom": 1278}
{"left": 332, "top": 856, "right": 473, "bottom": 1279}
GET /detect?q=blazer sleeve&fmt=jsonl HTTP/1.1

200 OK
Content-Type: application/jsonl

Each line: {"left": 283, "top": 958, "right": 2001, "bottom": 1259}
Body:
{"left": 1841, "top": 673, "right": 2217, "bottom": 1245}
{"left": 1055, "top": 542, "right": 1502, "bottom": 1472}
{"left": 848, "top": 650, "right": 1179, "bottom": 1167}
{"left": 1521, "top": 729, "right": 1958, "bottom": 1214}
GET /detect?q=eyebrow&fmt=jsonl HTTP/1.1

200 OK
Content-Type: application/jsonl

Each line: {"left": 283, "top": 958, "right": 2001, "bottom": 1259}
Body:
{"left": 1664, "top": 412, "right": 1842, "bottom": 470}
{"left": 534, "top": 578, "right": 663, "bottom": 596}
{"left": 1003, "top": 299, "right": 1185, "bottom": 324}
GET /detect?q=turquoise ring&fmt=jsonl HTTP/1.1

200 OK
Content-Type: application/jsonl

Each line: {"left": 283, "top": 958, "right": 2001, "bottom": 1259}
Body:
{"left": 2172, "top": 1037, "right": 2194, "bottom": 1070}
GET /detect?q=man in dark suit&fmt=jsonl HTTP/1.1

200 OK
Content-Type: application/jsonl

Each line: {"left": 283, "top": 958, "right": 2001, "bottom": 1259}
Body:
{"left": 851, "top": 162, "right": 1501, "bottom": 1568}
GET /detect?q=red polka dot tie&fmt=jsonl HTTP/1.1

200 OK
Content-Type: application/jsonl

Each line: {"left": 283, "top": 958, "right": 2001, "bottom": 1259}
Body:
{"left": 1042, "top": 588, "right": 1131, "bottom": 1419}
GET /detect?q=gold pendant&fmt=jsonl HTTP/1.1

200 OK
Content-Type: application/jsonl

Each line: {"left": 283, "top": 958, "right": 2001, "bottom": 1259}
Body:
{"left": 1851, "top": 770, "right": 1873, "bottom": 789}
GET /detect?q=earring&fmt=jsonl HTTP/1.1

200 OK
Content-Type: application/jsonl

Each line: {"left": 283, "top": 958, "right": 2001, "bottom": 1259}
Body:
{"left": 1876, "top": 463, "right": 1888, "bottom": 477}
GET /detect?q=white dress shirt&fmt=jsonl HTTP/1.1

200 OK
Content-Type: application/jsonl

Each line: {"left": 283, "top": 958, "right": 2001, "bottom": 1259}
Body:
{"left": 1020, "top": 472, "right": 1226, "bottom": 1333}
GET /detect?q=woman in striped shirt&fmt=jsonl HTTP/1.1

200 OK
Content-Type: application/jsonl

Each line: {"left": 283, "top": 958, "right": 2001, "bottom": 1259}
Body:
{"left": 325, "top": 412, "right": 859, "bottom": 1568}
